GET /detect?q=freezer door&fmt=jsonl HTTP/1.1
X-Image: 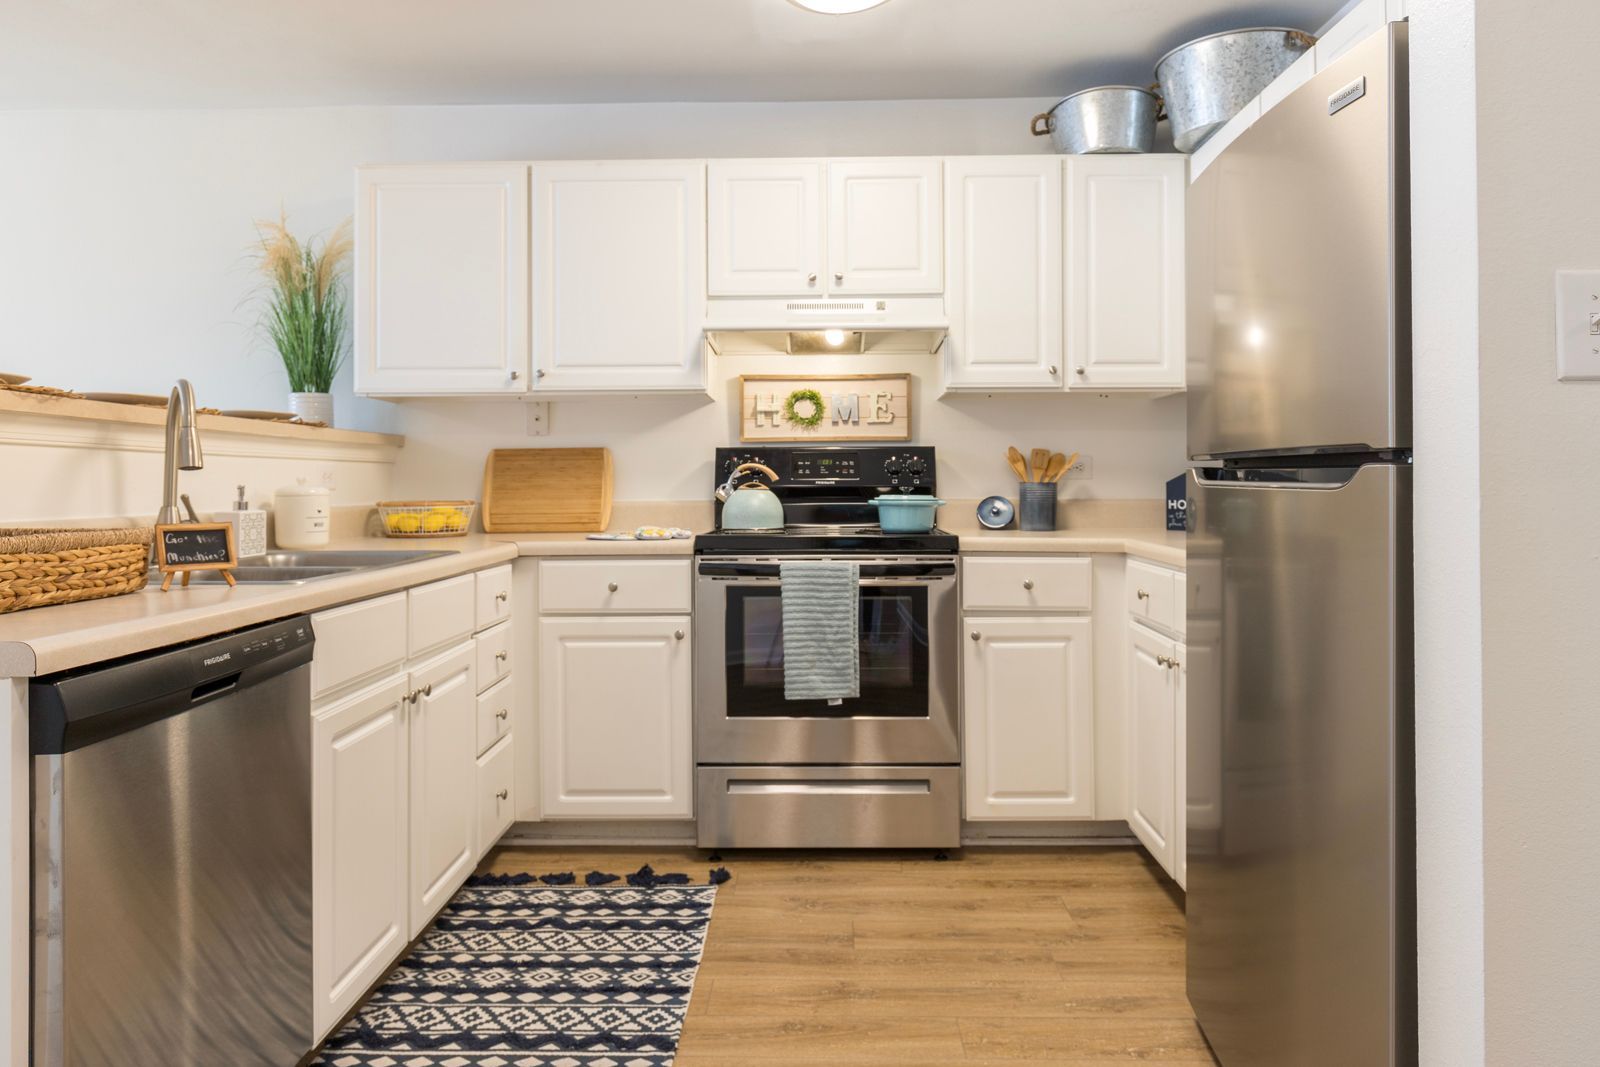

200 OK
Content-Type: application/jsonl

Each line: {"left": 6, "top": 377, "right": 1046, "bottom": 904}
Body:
{"left": 1187, "top": 24, "right": 1409, "bottom": 459}
{"left": 1185, "top": 463, "right": 1414, "bottom": 1067}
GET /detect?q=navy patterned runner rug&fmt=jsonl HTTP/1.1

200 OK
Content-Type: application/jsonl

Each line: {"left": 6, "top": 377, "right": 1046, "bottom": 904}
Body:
{"left": 314, "top": 866, "right": 726, "bottom": 1067}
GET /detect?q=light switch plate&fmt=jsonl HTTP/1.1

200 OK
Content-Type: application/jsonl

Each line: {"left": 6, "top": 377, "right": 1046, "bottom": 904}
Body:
{"left": 1555, "top": 270, "right": 1600, "bottom": 381}
{"left": 1062, "top": 454, "right": 1093, "bottom": 480}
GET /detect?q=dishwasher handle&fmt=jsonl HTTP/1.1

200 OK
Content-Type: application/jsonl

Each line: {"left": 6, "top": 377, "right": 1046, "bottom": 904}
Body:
{"left": 29, "top": 615, "right": 315, "bottom": 756}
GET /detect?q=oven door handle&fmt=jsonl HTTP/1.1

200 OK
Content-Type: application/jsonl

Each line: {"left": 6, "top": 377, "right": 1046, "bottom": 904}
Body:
{"left": 696, "top": 561, "right": 957, "bottom": 579}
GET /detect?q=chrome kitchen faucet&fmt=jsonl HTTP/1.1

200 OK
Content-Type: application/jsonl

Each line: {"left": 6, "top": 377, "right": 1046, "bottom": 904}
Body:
{"left": 157, "top": 379, "right": 204, "bottom": 527}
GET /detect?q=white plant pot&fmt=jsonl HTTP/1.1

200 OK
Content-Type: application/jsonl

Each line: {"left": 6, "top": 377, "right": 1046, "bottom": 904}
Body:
{"left": 288, "top": 391, "right": 334, "bottom": 427}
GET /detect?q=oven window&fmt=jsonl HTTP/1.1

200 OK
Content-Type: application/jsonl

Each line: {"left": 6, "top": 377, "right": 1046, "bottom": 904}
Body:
{"left": 725, "top": 586, "right": 929, "bottom": 718}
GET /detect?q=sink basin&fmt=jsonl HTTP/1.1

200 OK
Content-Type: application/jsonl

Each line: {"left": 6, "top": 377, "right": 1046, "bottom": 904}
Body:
{"left": 154, "top": 548, "right": 457, "bottom": 585}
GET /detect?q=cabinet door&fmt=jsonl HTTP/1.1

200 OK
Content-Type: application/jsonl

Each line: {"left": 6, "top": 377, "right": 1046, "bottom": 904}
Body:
{"left": 532, "top": 161, "right": 707, "bottom": 392}
{"left": 408, "top": 642, "right": 477, "bottom": 936}
{"left": 1065, "top": 156, "right": 1186, "bottom": 390}
{"left": 1128, "top": 620, "right": 1179, "bottom": 876}
{"left": 943, "top": 157, "right": 1064, "bottom": 390}
{"left": 963, "top": 616, "right": 1094, "bottom": 820}
{"left": 708, "top": 160, "right": 824, "bottom": 296}
{"left": 312, "top": 676, "right": 409, "bottom": 1041}
{"left": 355, "top": 164, "right": 529, "bottom": 395}
{"left": 1175, "top": 640, "right": 1189, "bottom": 891}
{"left": 827, "top": 159, "right": 943, "bottom": 294}
{"left": 539, "top": 616, "right": 692, "bottom": 818}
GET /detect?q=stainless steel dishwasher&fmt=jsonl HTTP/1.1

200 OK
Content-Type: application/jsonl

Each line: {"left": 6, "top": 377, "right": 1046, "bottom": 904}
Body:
{"left": 29, "top": 616, "right": 314, "bottom": 1066}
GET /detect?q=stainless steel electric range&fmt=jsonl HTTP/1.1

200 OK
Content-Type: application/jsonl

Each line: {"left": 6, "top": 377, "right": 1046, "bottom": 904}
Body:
{"left": 694, "top": 445, "right": 960, "bottom": 849}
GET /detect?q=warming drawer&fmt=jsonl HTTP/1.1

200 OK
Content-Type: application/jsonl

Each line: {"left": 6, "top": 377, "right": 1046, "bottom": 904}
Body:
{"left": 696, "top": 765, "right": 959, "bottom": 849}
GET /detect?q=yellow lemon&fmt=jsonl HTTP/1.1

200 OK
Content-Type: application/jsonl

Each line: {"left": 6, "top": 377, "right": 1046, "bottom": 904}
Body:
{"left": 388, "top": 513, "right": 422, "bottom": 534}
{"left": 422, "top": 512, "right": 451, "bottom": 534}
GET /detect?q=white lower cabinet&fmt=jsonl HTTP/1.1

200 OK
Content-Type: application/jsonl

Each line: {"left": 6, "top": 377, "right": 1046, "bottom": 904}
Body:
{"left": 311, "top": 677, "right": 411, "bottom": 1041}
{"left": 963, "top": 616, "right": 1095, "bottom": 819}
{"left": 477, "top": 734, "right": 516, "bottom": 859}
{"left": 407, "top": 642, "right": 479, "bottom": 936}
{"left": 539, "top": 615, "right": 692, "bottom": 818}
{"left": 1128, "top": 619, "right": 1180, "bottom": 877}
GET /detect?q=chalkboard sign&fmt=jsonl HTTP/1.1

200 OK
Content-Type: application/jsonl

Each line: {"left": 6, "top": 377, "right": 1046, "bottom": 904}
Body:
{"left": 155, "top": 523, "right": 238, "bottom": 590}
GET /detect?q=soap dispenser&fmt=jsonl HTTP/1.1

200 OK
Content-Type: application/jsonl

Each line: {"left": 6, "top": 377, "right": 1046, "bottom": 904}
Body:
{"left": 222, "top": 484, "right": 268, "bottom": 558}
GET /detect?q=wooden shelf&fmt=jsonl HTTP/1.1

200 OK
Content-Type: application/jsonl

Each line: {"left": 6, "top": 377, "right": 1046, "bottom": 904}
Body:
{"left": 0, "top": 389, "right": 404, "bottom": 449}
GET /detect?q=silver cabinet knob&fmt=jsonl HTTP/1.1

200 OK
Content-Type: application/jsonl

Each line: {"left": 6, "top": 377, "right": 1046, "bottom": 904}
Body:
{"left": 675, "top": 629, "right": 685, "bottom": 641}
{"left": 496, "top": 789, "right": 509, "bottom": 800}
{"left": 1156, "top": 655, "right": 1169, "bottom": 667}
{"left": 808, "top": 272, "right": 818, "bottom": 284}
{"left": 607, "top": 581, "right": 619, "bottom": 592}
{"left": 1136, "top": 588, "right": 1150, "bottom": 600}
{"left": 834, "top": 272, "right": 844, "bottom": 283}
{"left": 535, "top": 368, "right": 547, "bottom": 379}
{"left": 1022, "top": 579, "right": 1034, "bottom": 590}
{"left": 970, "top": 630, "right": 981, "bottom": 641}
{"left": 495, "top": 591, "right": 508, "bottom": 603}
{"left": 510, "top": 370, "right": 520, "bottom": 381}
{"left": 1170, "top": 659, "right": 1181, "bottom": 671}
{"left": 1076, "top": 367, "right": 1087, "bottom": 376}
{"left": 495, "top": 650, "right": 508, "bottom": 662}
{"left": 1048, "top": 366, "right": 1058, "bottom": 376}
{"left": 496, "top": 708, "right": 509, "bottom": 720}
{"left": 408, "top": 683, "right": 432, "bottom": 703}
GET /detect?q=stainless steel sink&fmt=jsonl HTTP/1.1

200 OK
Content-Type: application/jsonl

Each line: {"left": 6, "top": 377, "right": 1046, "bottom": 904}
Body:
{"left": 154, "top": 548, "right": 457, "bottom": 585}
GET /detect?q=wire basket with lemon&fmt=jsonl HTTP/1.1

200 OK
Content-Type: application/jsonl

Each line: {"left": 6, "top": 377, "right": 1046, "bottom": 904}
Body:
{"left": 377, "top": 500, "right": 477, "bottom": 538}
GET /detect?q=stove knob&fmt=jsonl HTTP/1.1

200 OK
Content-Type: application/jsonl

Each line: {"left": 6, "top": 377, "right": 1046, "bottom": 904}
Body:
{"left": 883, "top": 457, "right": 904, "bottom": 476}
{"left": 905, "top": 457, "right": 928, "bottom": 478}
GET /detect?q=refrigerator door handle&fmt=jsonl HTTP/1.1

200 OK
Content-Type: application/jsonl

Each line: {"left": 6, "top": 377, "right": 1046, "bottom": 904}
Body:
{"left": 1190, "top": 466, "right": 1360, "bottom": 492}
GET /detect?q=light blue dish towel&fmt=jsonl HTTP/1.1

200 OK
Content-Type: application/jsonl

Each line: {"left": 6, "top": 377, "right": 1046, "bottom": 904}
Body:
{"left": 780, "top": 561, "right": 860, "bottom": 703}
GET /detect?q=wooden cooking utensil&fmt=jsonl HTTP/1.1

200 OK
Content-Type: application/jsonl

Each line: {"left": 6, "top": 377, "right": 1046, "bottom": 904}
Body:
{"left": 1006, "top": 447, "right": 1030, "bottom": 483}
{"left": 1045, "top": 451, "right": 1080, "bottom": 484}
{"left": 1030, "top": 448, "right": 1051, "bottom": 483}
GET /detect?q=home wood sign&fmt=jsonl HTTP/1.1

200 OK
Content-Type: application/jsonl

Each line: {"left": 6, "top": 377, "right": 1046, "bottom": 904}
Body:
{"left": 154, "top": 523, "right": 238, "bottom": 590}
{"left": 740, "top": 374, "right": 911, "bottom": 443}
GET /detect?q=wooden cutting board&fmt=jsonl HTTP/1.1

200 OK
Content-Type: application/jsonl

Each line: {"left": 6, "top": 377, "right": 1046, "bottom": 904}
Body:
{"left": 482, "top": 448, "right": 614, "bottom": 532}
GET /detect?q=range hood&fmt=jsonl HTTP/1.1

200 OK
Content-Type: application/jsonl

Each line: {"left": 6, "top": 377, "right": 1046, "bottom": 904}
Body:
{"left": 704, "top": 296, "right": 948, "bottom": 357}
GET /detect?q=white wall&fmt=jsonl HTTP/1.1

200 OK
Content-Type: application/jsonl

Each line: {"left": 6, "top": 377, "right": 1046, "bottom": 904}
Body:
{"left": 1408, "top": 2, "right": 1486, "bottom": 1064}
{"left": 1474, "top": 1, "right": 1600, "bottom": 1062}
{"left": 0, "top": 99, "right": 1185, "bottom": 508}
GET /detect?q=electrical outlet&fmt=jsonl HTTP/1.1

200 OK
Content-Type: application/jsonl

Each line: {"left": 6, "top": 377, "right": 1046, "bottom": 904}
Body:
{"left": 524, "top": 401, "right": 550, "bottom": 437}
{"left": 1062, "top": 454, "right": 1093, "bottom": 480}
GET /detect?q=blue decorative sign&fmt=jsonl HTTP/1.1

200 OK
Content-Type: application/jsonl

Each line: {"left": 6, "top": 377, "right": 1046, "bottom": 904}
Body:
{"left": 1166, "top": 474, "right": 1188, "bottom": 532}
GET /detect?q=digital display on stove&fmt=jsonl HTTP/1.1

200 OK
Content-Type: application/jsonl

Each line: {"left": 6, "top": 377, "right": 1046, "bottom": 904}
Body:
{"left": 791, "top": 451, "right": 859, "bottom": 480}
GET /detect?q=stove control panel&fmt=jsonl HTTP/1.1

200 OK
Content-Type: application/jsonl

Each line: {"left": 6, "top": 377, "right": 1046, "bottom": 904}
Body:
{"left": 715, "top": 446, "right": 937, "bottom": 491}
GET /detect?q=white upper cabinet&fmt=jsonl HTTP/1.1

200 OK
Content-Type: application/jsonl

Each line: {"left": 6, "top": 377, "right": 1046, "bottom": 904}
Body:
{"left": 531, "top": 161, "right": 707, "bottom": 392}
{"left": 943, "top": 157, "right": 1064, "bottom": 390}
{"left": 355, "top": 164, "right": 530, "bottom": 396}
{"left": 827, "top": 159, "right": 944, "bottom": 294}
{"left": 707, "top": 161, "right": 825, "bottom": 296}
{"left": 1065, "top": 155, "right": 1187, "bottom": 390}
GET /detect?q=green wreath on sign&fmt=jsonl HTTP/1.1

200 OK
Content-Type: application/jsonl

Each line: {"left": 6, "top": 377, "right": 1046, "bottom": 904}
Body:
{"left": 783, "top": 388, "right": 826, "bottom": 429}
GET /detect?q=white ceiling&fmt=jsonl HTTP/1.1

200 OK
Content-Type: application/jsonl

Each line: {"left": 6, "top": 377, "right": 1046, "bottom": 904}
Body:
{"left": 2, "top": 0, "right": 1345, "bottom": 109}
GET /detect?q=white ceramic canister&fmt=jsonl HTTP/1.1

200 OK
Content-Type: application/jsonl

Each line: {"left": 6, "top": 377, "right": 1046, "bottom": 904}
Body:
{"left": 274, "top": 480, "right": 331, "bottom": 548}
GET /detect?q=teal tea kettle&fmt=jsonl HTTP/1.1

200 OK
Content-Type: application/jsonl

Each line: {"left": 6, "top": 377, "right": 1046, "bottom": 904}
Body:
{"left": 716, "top": 462, "right": 784, "bottom": 531}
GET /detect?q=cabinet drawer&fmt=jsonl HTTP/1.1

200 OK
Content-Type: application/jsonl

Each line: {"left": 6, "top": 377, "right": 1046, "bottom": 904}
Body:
{"left": 1127, "top": 559, "right": 1179, "bottom": 632}
{"left": 477, "top": 734, "right": 515, "bottom": 859}
{"left": 476, "top": 675, "right": 514, "bottom": 756}
{"left": 962, "top": 556, "right": 1092, "bottom": 612}
{"left": 408, "top": 574, "right": 476, "bottom": 657}
{"left": 475, "top": 564, "right": 514, "bottom": 632}
{"left": 311, "top": 592, "right": 407, "bottom": 700}
{"left": 475, "top": 622, "right": 513, "bottom": 693}
{"left": 539, "top": 559, "right": 691, "bottom": 614}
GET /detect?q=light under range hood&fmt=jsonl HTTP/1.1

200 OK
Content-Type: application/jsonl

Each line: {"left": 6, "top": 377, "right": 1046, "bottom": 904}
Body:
{"left": 703, "top": 296, "right": 948, "bottom": 357}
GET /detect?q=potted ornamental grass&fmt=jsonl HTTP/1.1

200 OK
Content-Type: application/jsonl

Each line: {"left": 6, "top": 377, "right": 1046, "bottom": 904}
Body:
{"left": 252, "top": 213, "right": 352, "bottom": 426}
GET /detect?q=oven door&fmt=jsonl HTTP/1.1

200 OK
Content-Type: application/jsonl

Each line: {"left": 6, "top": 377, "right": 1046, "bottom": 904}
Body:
{"left": 694, "top": 557, "right": 960, "bottom": 765}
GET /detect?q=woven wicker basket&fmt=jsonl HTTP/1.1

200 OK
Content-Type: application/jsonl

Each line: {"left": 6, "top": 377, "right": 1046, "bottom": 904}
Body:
{"left": 0, "top": 527, "right": 154, "bottom": 614}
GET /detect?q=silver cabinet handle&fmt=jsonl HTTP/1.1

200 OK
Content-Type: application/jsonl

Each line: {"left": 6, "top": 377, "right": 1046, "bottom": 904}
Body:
{"left": 510, "top": 370, "right": 520, "bottom": 381}
{"left": 495, "top": 591, "right": 508, "bottom": 603}
{"left": 970, "top": 630, "right": 981, "bottom": 641}
{"left": 1156, "top": 655, "right": 1170, "bottom": 667}
{"left": 1136, "top": 588, "right": 1150, "bottom": 600}
{"left": 607, "top": 581, "right": 619, "bottom": 592}
{"left": 535, "top": 368, "right": 546, "bottom": 379}
{"left": 808, "top": 272, "right": 818, "bottom": 284}
{"left": 675, "top": 629, "right": 685, "bottom": 641}
{"left": 496, "top": 709, "right": 509, "bottom": 720}
{"left": 495, "top": 650, "right": 508, "bottom": 662}
{"left": 834, "top": 272, "right": 844, "bottom": 283}
{"left": 496, "top": 789, "right": 509, "bottom": 800}
{"left": 1169, "top": 659, "right": 1181, "bottom": 671}
{"left": 1076, "top": 367, "right": 1087, "bottom": 377}
{"left": 1048, "top": 366, "right": 1058, "bottom": 376}
{"left": 408, "top": 682, "right": 433, "bottom": 703}
{"left": 1022, "top": 579, "right": 1034, "bottom": 590}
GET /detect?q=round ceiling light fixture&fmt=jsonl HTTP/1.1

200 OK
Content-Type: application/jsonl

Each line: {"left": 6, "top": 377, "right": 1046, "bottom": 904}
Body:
{"left": 789, "top": 0, "right": 893, "bottom": 13}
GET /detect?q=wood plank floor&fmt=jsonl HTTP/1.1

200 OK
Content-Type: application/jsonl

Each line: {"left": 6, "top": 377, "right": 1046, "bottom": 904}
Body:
{"left": 479, "top": 845, "right": 1217, "bottom": 1066}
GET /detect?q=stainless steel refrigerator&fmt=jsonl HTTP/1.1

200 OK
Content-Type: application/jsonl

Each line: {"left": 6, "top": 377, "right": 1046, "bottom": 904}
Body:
{"left": 1184, "top": 22, "right": 1415, "bottom": 1067}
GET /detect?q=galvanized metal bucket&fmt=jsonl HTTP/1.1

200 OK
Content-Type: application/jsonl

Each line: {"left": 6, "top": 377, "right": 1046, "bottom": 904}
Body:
{"left": 1155, "top": 27, "right": 1317, "bottom": 153}
{"left": 1030, "top": 85, "right": 1160, "bottom": 154}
